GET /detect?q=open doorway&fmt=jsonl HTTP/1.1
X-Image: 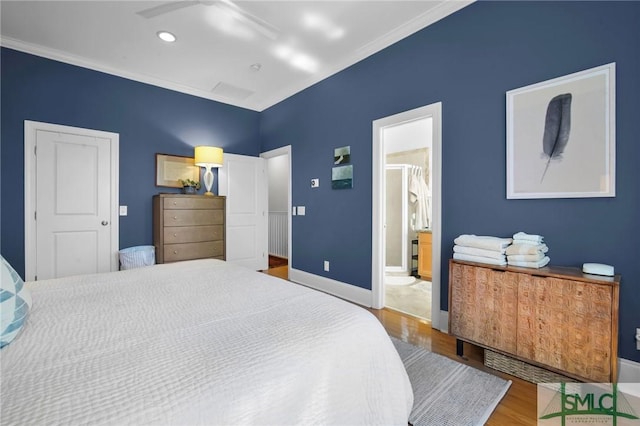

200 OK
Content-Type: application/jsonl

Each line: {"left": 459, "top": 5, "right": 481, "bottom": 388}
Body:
{"left": 384, "top": 122, "right": 432, "bottom": 320}
{"left": 261, "top": 146, "right": 292, "bottom": 278}
{"left": 382, "top": 117, "right": 433, "bottom": 321}
{"left": 372, "top": 103, "right": 442, "bottom": 330}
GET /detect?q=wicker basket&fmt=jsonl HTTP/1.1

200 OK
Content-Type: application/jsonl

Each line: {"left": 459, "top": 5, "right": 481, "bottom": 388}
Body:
{"left": 484, "top": 350, "right": 575, "bottom": 383}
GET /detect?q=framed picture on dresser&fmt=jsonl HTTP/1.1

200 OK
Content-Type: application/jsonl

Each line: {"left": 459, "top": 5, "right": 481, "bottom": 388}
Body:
{"left": 155, "top": 153, "right": 200, "bottom": 188}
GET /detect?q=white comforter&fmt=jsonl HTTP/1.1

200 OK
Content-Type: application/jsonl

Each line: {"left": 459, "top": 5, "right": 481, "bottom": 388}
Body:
{"left": 1, "top": 260, "right": 413, "bottom": 425}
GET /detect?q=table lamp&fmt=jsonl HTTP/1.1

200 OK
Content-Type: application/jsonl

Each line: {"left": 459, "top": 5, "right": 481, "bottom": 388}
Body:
{"left": 194, "top": 146, "right": 223, "bottom": 196}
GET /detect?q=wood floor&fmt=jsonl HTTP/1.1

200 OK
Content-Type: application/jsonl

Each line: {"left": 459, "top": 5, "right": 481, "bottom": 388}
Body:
{"left": 264, "top": 265, "right": 537, "bottom": 425}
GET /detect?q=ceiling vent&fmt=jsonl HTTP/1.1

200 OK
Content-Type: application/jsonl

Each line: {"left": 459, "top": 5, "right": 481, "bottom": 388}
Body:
{"left": 211, "top": 82, "right": 254, "bottom": 100}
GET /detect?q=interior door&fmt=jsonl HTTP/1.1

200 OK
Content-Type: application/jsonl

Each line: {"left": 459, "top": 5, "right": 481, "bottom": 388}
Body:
{"left": 25, "top": 121, "right": 119, "bottom": 281}
{"left": 218, "top": 153, "right": 268, "bottom": 271}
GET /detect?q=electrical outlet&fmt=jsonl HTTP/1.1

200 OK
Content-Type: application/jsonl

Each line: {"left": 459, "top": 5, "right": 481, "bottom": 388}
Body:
{"left": 324, "top": 260, "right": 330, "bottom": 271}
{"left": 637, "top": 328, "right": 640, "bottom": 351}
{"left": 311, "top": 178, "right": 319, "bottom": 188}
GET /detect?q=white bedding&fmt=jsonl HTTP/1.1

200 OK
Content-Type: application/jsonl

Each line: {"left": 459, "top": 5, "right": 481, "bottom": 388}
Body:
{"left": 1, "top": 259, "right": 413, "bottom": 425}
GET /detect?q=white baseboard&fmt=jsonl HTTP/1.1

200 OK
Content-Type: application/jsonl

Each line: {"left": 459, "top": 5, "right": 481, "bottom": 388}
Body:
{"left": 619, "top": 357, "right": 640, "bottom": 382}
{"left": 438, "top": 310, "right": 449, "bottom": 333}
{"left": 283, "top": 278, "right": 640, "bottom": 385}
{"left": 289, "top": 268, "right": 373, "bottom": 307}
{"left": 439, "top": 310, "right": 640, "bottom": 383}
{"left": 287, "top": 270, "right": 451, "bottom": 331}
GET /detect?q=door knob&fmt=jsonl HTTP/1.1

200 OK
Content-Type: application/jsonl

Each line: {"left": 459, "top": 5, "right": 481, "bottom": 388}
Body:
{"left": 101, "top": 220, "right": 109, "bottom": 226}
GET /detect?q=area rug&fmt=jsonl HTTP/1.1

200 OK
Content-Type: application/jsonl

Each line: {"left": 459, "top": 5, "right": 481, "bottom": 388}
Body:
{"left": 385, "top": 280, "right": 431, "bottom": 320}
{"left": 392, "top": 337, "right": 512, "bottom": 426}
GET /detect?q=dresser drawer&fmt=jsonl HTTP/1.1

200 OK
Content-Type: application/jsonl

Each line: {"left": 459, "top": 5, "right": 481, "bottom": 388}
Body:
{"left": 163, "top": 209, "right": 224, "bottom": 226}
{"left": 163, "top": 197, "right": 224, "bottom": 210}
{"left": 164, "top": 241, "right": 224, "bottom": 262}
{"left": 163, "top": 225, "right": 223, "bottom": 244}
{"left": 153, "top": 194, "right": 226, "bottom": 264}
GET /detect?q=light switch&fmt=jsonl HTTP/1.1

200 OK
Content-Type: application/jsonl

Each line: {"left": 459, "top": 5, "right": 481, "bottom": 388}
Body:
{"left": 119, "top": 205, "right": 128, "bottom": 216}
{"left": 298, "top": 206, "right": 306, "bottom": 216}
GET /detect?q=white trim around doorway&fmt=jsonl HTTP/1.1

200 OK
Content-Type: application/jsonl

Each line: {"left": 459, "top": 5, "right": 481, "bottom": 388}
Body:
{"left": 372, "top": 103, "right": 443, "bottom": 331}
{"left": 260, "top": 145, "right": 292, "bottom": 279}
{"left": 24, "top": 120, "right": 120, "bottom": 281}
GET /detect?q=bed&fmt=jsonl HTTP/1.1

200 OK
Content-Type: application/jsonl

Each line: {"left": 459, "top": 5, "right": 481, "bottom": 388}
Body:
{"left": 1, "top": 259, "right": 413, "bottom": 425}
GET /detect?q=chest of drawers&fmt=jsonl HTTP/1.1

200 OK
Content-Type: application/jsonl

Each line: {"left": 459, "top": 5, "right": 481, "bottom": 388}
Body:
{"left": 153, "top": 194, "right": 226, "bottom": 263}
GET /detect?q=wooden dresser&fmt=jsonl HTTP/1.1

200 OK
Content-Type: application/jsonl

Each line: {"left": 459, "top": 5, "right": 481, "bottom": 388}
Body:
{"left": 449, "top": 259, "right": 620, "bottom": 383}
{"left": 153, "top": 194, "right": 225, "bottom": 263}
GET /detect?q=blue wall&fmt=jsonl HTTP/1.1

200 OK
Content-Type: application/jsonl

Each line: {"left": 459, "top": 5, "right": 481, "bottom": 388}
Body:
{"left": 1, "top": 48, "right": 261, "bottom": 277}
{"left": 1, "top": 1, "right": 639, "bottom": 362}
{"left": 260, "top": 1, "right": 640, "bottom": 361}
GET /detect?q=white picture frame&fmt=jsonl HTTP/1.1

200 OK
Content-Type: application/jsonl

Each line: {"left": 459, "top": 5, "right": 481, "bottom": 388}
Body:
{"left": 506, "top": 63, "right": 615, "bottom": 199}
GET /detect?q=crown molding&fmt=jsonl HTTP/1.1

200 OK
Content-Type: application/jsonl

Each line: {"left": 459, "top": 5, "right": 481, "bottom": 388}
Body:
{"left": 0, "top": 36, "right": 257, "bottom": 111}
{"left": 256, "top": 0, "right": 474, "bottom": 111}
{"left": 1, "top": 1, "right": 473, "bottom": 112}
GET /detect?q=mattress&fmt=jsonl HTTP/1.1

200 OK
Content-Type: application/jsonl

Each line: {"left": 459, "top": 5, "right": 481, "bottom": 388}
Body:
{"left": 1, "top": 259, "right": 413, "bottom": 425}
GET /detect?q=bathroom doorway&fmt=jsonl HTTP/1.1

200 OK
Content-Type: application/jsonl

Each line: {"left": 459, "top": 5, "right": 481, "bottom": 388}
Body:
{"left": 383, "top": 121, "right": 432, "bottom": 320}
{"left": 372, "top": 102, "right": 442, "bottom": 329}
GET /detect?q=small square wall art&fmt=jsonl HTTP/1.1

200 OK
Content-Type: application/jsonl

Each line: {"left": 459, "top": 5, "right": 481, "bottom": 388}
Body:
{"left": 334, "top": 146, "right": 350, "bottom": 165}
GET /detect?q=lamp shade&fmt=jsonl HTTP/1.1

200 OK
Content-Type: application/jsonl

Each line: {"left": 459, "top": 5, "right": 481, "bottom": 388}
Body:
{"left": 194, "top": 146, "right": 223, "bottom": 167}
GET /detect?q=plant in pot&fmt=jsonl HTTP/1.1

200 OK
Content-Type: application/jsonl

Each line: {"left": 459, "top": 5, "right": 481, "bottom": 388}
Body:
{"left": 178, "top": 178, "right": 201, "bottom": 194}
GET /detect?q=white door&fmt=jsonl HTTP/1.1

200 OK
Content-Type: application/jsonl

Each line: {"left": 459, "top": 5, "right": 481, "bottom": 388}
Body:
{"left": 25, "top": 121, "right": 119, "bottom": 281}
{"left": 218, "top": 153, "right": 268, "bottom": 271}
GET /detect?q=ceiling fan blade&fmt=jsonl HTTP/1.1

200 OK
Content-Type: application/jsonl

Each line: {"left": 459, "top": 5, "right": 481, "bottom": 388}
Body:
{"left": 215, "top": 0, "right": 280, "bottom": 40}
{"left": 136, "top": 1, "right": 200, "bottom": 19}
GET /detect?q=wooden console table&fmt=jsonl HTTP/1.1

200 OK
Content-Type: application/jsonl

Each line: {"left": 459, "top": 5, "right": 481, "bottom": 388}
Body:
{"left": 448, "top": 259, "right": 620, "bottom": 382}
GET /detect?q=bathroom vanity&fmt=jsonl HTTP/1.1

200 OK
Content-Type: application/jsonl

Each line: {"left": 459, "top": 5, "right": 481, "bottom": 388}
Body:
{"left": 418, "top": 230, "right": 432, "bottom": 280}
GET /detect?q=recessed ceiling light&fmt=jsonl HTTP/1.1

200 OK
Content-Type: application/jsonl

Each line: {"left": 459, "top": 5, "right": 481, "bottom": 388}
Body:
{"left": 157, "top": 31, "right": 176, "bottom": 43}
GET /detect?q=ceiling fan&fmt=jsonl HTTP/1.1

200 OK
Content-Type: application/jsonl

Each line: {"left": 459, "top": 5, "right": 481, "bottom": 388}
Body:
{"left": 136, "top": 0, "right": 280, "bottom": 40}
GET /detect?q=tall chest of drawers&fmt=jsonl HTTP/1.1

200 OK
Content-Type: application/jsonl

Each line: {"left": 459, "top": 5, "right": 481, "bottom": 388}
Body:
{"left": 153, "top": 194, "right": 226, "bottom": 263}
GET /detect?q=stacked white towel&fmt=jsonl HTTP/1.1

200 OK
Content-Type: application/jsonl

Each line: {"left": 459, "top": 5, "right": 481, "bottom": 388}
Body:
{"left": 507, "top": 232, "right": 550, "bottom": 268}
{"left": 453, "top": 234, "right": 512, "bottom": 266}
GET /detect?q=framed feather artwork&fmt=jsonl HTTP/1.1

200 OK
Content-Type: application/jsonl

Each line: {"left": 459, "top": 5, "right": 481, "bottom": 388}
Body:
{"left": 506, "top": 63, "right": 615, "bottom": 199}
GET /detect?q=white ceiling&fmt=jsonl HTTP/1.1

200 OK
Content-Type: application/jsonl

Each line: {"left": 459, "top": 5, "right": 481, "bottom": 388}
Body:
{"left": 0, "top": 1, "right": 471, "bottom": 111}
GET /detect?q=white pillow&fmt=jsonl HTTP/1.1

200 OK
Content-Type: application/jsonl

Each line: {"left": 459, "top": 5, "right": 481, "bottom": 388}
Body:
{"left": 1, "top": 255, "right": 32, "bottom": 348}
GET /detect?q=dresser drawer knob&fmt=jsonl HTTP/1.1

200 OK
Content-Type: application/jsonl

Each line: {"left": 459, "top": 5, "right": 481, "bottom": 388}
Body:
{"left": 173, "top": 250, "right": 178, "bottom": 254}
{"left": 173, "top": 233, "right": 177, "bottom": 237}
{"left": 173, "top": 216, "right": 178, "bottom": 220}
{"left": 173, "top": 201, "right": 177, "bottom": 205}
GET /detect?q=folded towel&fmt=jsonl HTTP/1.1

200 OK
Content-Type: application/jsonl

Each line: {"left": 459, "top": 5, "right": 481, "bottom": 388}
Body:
{"left": 506, "top": 243, "right": 549, "bottom": 255}
{"left": 453, "top": 235, "right": 513, "bottom": 252}
{"left": 507, "top": 256, "right": 550, "bottom": 269}
{"left": 453, "top": 253, "right": 507, "bottom": 266}
{"left": 513, "top": 231, "right": 544, "bottom": 244}
{"left": 510, "top": 240, "right": 541, "bottom": 246}
{"left": 507, "top": 252, "right": 545, "bottom": 262}
{"left": 453, "top": 245, "right": 507, "bottom": 260}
